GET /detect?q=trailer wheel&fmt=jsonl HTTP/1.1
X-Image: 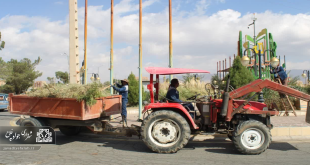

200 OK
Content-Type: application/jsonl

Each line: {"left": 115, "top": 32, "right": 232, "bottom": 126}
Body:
{"left": 59, "top": 126, "right": 81, "bottom": 136}
{"left": 141, "top": 110, "right": 191, "bottom": 153}
{"left": 233, "top": 120, "right": 271, "bottom": 155}
{"left": 20, "top": 117, "right": 45, "bottom": 127}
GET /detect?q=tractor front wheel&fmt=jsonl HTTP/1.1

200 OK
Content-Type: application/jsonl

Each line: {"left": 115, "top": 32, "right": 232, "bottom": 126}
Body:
{"left": 233, "top": 120, "right": 271, "bottom": 155}
{"left": 141, "top": 110, "right": 191, "bottom": 153}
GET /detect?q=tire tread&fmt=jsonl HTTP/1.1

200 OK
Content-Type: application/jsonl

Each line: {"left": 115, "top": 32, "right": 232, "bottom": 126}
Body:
{"left": 141, "top": 110, "right": 191, "bottom": 153}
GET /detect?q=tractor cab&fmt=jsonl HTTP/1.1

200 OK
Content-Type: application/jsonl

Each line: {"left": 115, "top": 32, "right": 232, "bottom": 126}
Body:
{"left": 143, "top": 67, "right": 211, "bottom": 129}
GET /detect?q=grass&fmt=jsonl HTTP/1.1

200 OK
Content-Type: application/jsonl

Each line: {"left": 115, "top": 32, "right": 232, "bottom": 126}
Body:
{"left": 159, "top": 79, "right": 212, "bottom": 101}
{"left": 27, "top": 83, "right": 110, "bottom": 106}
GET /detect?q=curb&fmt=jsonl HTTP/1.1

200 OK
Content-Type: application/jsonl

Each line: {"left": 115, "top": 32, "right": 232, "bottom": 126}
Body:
{"left": 271, "top": 126, "right": 310, "bottom": 137}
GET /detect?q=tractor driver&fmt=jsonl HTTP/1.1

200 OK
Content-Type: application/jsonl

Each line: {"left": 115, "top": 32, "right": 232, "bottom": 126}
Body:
{"left": 166, "top": 78, "right": 195, "bottom": 118}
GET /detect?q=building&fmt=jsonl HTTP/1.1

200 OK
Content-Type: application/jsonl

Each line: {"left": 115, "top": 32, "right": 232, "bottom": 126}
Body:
{"left": 33, "top": 81, "right": 47, "bottom": 88}
{"left": 135, "top": 76, "right": 150, "bottom": 90}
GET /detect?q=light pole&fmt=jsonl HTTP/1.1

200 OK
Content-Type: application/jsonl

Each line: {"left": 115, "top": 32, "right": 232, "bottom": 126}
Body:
{"left": 241, "top": 48, "right": 278, "bottom": 103}
{"left": 90, "top": 73, "right": 100, "bottom": 82}
{"left": 97, "top": 65, "right": 105, "bottom": 83}
{"left": 302, "top": 70, "right": 310, "bottom": 85}
{"left": 61, "top": 53, "right": 70, "bottom": 83}
{"left": 248, "top": 13, "right": 257, "bottom": 46}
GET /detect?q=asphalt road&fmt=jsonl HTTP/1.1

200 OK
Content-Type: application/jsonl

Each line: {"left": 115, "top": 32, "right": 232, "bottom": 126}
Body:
{"left": 1, "top": 111, "right": 310, "bottom": 165}
{"left": 0, "top": 110, "right": 19, "bottom": 126}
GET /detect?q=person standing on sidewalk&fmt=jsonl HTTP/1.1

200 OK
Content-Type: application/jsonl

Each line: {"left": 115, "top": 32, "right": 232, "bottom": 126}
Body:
{"left": 111, "top": 79, "right": 129, "bottom": 127}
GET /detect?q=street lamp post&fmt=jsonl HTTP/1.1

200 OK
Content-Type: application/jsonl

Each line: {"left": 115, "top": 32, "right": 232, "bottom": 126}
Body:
{"left": 302, "top": 70, "right": 310, "bottom": 85}
{"left": 90, "top": 73, "right": 100, "bottom": 82}
{"left": 61, "top": 53, "right": 70, "bottom": 83}
{"left": 248, "top": 14, "right": 257, "bottom": 46}
{"left": 97, "top": 65, "right": 105, "bottom": 83}
{"left": 241, "top": 48, "right": 278, "bottom": 103}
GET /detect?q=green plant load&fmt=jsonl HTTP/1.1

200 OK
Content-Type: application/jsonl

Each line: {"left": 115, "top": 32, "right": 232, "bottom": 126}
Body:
{"left": 27, "top": 83, "right": 110, "bottom": 106}
{"left": 159, "top": 79, "right": 210, "bottom": 101}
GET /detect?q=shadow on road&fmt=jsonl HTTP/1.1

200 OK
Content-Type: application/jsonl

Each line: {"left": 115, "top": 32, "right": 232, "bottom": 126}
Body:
{"left": 55, "top": 131, "right": 152, "bottom": 153}
{"left": 54, "top": 131, "right": 299, "bottom": 155}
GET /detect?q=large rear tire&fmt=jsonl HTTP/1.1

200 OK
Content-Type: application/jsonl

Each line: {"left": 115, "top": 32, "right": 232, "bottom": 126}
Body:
{"left": 233, "top": 120, "right": 271, "bottom": 155}
{"left": 141, "top": 110, "right": 191, "bottom": 153}
{"left": 20, "top": 117, "right": 45, "bottom": 127}
{"left": 59, "top": 126, "right": 81, "bottom": 136}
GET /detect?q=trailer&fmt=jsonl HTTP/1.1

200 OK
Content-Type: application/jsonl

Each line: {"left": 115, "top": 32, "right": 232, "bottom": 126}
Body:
{"left": 9, "top": 94, "right": 140, "bottom": 136}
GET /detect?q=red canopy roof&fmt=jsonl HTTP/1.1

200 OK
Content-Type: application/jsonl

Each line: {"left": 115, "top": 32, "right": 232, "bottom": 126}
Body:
{"left": 145, "top": 67, "right": 210, "bottom": 75}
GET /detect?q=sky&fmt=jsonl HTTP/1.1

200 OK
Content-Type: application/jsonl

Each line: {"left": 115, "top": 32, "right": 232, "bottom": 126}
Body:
{"left": 0, "top": 0, "right": 310, "bottom": 83}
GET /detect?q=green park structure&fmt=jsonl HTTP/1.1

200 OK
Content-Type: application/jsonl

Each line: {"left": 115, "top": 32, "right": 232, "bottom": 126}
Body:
{"left": 217, "top": 29, "right": 287, "bottom": 80}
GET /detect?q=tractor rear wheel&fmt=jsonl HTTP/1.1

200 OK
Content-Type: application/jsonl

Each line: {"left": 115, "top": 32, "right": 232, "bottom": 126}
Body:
{"left": 233, "top": 120, "right": 271, "bottom": 155}
{"left": 141, "top": 110, "right": 191, "bottom": 153}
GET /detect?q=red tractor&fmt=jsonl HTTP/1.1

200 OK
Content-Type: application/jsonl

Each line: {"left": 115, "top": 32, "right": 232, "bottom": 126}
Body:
{"left": 141, "top": 67, "right": 310, "bottom": 155}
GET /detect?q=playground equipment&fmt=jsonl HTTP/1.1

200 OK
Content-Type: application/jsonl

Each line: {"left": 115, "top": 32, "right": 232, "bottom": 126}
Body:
{"left": 217, "top": 14, "right": 287, "bottom": 81}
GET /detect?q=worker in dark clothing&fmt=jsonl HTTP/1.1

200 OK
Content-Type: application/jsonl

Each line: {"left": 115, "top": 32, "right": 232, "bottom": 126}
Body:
{"left": 270, "top": 64, "right": 288, "bottom": 98}
{"left": 270, "top": 64, "right": 288, "bottom": 85}
{"left": 111, "top": 79, "right": 129, "bottom": 127}
{"left": 166, "top": 79, "right": 195, "bottom": 118}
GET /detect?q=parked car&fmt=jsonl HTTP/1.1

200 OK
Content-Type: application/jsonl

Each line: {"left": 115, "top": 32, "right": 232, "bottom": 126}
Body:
{"left": 0, "top": 93, "right": 9, "bottom": 112}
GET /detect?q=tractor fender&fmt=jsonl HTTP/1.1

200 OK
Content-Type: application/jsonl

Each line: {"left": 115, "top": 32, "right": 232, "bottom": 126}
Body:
{"left": 143, "top": 103, "right": 198, "bottom": 129}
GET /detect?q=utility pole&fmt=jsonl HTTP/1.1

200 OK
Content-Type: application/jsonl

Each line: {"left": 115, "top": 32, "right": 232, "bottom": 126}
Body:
{"left": 68, "top": 0, "right": 80, "bottom": 84}
{"left": 84, "top": 0, "right": 88, "bottom": 85}
{"left": 138, "top": 0, "right": 143, "bottom": 120}
{"left": 110, "top": 0, "right": 114, "bottom": 94}
{"left": 169, "top": 0, "right": 173, "bottom": 81}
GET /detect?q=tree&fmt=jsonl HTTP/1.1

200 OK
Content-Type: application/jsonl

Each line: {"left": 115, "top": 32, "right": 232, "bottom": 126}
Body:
{"left": 55, "top": 71, "right": 69, "bottom": 84}
{"left": 229, "top": 56, "right": 255, "bottom": 89}
{"left": 127, "top": 72, "right": 139, "bottom": 106}
{"left": 0, "top": 57, "right": 12, "bottom": 80}
{"left": 0, "top": 57, "right": 42, "bottom": 94}
{"left": 47, "top": 77, "right": 56, "bottom": 84}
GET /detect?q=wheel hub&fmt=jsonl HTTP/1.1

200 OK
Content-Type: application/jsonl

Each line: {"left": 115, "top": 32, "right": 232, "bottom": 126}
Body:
{"left": 241, "top": 128, "right": 265, "bottom": 150}
{"left": 152, "top": 121, "right": 177, "bottom": 144}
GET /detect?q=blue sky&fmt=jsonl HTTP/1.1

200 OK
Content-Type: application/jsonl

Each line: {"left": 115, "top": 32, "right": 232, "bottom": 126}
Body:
{"left": 0, "top": 0, "right": 310, "bottom": 82}
{"left": 1, "top": 0, "right": 309, "bottom": 20}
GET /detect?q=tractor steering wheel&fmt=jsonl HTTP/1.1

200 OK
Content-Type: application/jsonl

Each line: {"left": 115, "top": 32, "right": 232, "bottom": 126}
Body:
{"left": 186, "top": 94, "right": 200, "bottom": 100}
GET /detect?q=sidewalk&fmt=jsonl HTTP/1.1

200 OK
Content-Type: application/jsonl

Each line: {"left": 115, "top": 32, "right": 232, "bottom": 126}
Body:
{"left": 110, "top": 108, "right": 310, "bottom": 140}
